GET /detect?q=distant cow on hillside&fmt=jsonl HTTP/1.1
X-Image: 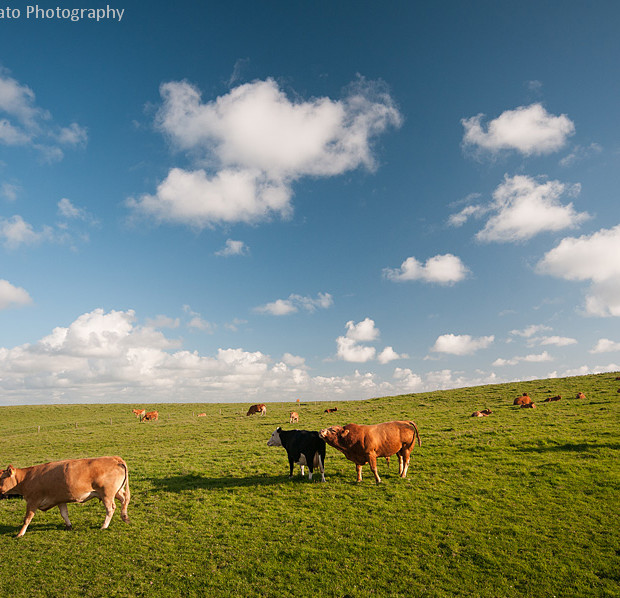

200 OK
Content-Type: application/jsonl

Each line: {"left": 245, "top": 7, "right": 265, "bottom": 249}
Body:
{"left": 576, "top": 392, "right": 586, "bottom": 399}
{"left": 143, "top": 411, "right": 158, "bottom": 421}
{"left": 289, "top": 412, "right": 299, "bottom": 423}
{"left": 514, "top": 394, "right": 532, "bottom": 406}
{"left": 471, "top": 409, "right": 492, "bottom": 417}
{"left": 543, "top": 395, "right": 562, "bottom": 402}
{"left": 324, "top": 407, "right": 338, "bottom": 413}
{"left": 247, "top": 404, "right": 266, "bottom": 416}
{"left": 132, "top": 409, "right": 145, "bottom": 421}
{"left": 520, "top": 403, "right": 536, "bottom": 409}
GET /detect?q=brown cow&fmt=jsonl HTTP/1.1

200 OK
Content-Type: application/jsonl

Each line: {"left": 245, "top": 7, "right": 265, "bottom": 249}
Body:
{"left": 289, "top": 411, "right": 299, "bottom": 424}
{"left": 246, "top": 404, "right": 266, "bottom": 416}
{"left": 324, "top": 407, "right": 338, "bottom": 413}
{"left": 471, "top": 409, "right": 492, "bottom": 417}
{"left": 132, "top": 408, "right": 146, "bottom": 421}
{"left": 543, "top": 395, "right": 562, "bottom": 402}
{"left": 319, "top": 421, "right": 421, "bottom": 484}
{"left": 143, "top": 411, "right": 158, "bottom": 421}
{"left": 0, "top": 456, "right": 130, "bottom": 538}
{"left": 197, "top": 413, "right": 207, "bottom": 417}
{"left": 513, "top": 393, "right": 532, "bottom": 406}
{"left": 576, "top": 392, "right": 586, "bottom": 399}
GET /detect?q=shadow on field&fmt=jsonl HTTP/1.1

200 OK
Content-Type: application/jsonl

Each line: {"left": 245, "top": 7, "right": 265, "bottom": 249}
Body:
{"left": 517, "top": 442, "right": 620, "bottom": 453}
{"left": 150, "top": 473, "right": 284, "bottom": 493}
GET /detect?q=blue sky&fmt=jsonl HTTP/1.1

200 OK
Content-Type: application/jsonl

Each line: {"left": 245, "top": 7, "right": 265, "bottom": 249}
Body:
{"left": 1, "top": 1, "right": 619, "bottom": 405}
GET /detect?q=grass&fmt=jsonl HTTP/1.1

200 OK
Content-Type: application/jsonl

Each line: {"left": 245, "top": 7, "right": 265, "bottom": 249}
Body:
{"left": 0, "top": 373, "right": 619, "bottom": 597}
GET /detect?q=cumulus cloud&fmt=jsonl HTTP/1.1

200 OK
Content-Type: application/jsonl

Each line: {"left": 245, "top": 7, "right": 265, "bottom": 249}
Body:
{"left": 255, "top": 292, "right": 333, "bottom": 316}
{"left": 510, "top": 324, "right": 553, "bottom": 338}
{"left": 493, "top": 351, "right": 553, "bottom": 367}
{"left": 378, "top": 346, "right": 408, "bottom": 364}
{"left": 536, "top": 224, "right": 620, "bottom": 317}
{"left": 383, "top": 253, "right": 469, "bottom": 285}
{"left": 129, "top": 76, "right": 402, "bottom": 228}
{"left": 0, "top": 215, "right": 52, "bottom": 249}
{"left": 590, "top": 339, "right": 620, "bottom": 354}
{"left": 475, "top": 175, "right": 589, "bottom": 243}
{"left": 0, "top": 68, "right": 87, "bottom": 160}
{"left": 215, "top": 239, "right": 249, "bottom": 257}
{"left": 336, "top": 336, "right": 376, "bottom": 363}
{"left": 0, "top": 279, "right": 33, "bottom": 310}
{"left": 430, "top": 333, "right": 494, "bottom": 356}
{"left": 461, "top": 103, "right": 574, "bottom": 156}
{"left": 344, "top": 317, "right": 380, "bottom": 342}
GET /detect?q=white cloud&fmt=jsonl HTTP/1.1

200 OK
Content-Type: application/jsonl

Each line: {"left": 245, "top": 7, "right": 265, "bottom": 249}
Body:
{"left": 560, "top": 143, "right": 602, "bottom": 168}
{"left": 493, "top": 351, "right": 553, "bottom": 367}
{"left": 392, "top": 367, "right": 423, "bottom": 391}
{"left": 145, "top": 315, "right": 180, "bottom": 329}
{"left": 255, "top": 292, "right": 333, "bottom": 316}
{"left": 536, "top": 224, "right": 620, "bottom": 317}
{"left": 0, "top": 68, "right": 87, "bottom": 159}
{"left": 476, "top": 175, "right": 589, "bottom": 243}
{"left": 215, "top": 239, "right": 249, "bottom": 257}
{"left": 447, "top": 204, "right": 486, "bottom": 227}
{"left": 0, "top": 215, "right": 52, "bottom": 249}
{"left": 590, "top": 339, "right": 620, "bottom": 354}
{"left": 384, "top": 253, "right": 469, "bottom": 285}
{"left": 0, "top": 279, "right": 33, "bottom": 310}
{"left": 462, "top": 103, "right": 575, "bottom": 156}
{"left": 336, "top": 336, "right": 376, "bottom": 363}
{"left": 377, "top": 346, "right": 407, "bottom": 364}
{"left": 537, "top": 336, "right": 577, "bottom": 347}
{"left": 344, "top": 317, "right": 379, "bottom": 342}
{"left": 1, "top": 182, "right": 19, "bottom": 202}
{"left": 129, "top": 77, "right": 401, "bottom": 228}
{"left": 182, "top": 305, "right": 215, "bottom": 333}
{"left": 510, "top": 324, "right": 553, "bottom": 338}
{"left": 430, "top": 333, "right": 494, "bottom": 356}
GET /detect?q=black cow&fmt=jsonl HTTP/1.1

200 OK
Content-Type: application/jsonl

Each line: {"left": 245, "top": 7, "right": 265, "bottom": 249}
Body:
{"left": 267, "top": 428, "right": 326, "bottom": 482}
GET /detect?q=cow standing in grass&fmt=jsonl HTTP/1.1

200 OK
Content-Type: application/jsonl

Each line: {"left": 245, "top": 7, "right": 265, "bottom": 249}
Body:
{"left": 267, "top": 428, "right": 326, "bottom": 482}
{"left": 132, "top": 409, "right": 146, "bottom": 421}
{"left": 320, "top": 421, "right": 420, "bottom": 484}
{"left": 0, "top": 456, "right": 130, "bottom": 538}
{"left": 247, "top": 404, "right": 266, "bottom": 416}
{"left": 143, "top": 411, "right": 158, "bottom": 421}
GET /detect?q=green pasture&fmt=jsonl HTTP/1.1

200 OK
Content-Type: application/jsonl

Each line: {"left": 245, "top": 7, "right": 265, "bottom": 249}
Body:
{"left": 0, "top": 373, "right": 619, "bottom": 597}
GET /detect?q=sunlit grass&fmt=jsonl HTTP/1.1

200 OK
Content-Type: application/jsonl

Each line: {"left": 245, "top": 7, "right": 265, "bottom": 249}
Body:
{"left": 1, "top": 373, "right": 619, "bottom": 597}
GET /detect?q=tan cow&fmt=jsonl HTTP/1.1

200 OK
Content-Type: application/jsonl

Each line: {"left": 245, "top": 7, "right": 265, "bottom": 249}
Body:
{"left": 246, "top": 404, "right": 266, "bottom": 416}
{"left": 543, "top": 395, "right": 562, "bottom": 402}
{"left": 576, "top": 392, "right": 586, "bottom": 399}
{"left": 319, "top": 421, "right": 421, "bottom": 484}
{"left": 0, "top": 456, "right": 130, "bottom": 538}
{"left": 513, "top": 393, "right": 532, "bottom": 406}
{"left": 197, "top": 413, "right": 207, "bottom": 417}
{"left": 289, "top": 411, "right": 299, "bottom": 423}
{"left": 132, "top": 408, "right": 146, "bottom": 421}
{"left": 143, "top": 411, "right": 158, "bottom": 421}
{"left": 471, "top": 409, "right": 492, "bottom": 417}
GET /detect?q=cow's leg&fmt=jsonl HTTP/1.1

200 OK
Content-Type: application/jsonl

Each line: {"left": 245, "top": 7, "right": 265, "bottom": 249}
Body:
{"left": 356, "top": 464, "right": 363, "bottom": 482}
{"left": 368, "top": 454, "right": 381, "bottom": 484}
{"left": 100, "top": 494, "right": 117, "bottom": 529}
{"left": 307, "top": 452, "right": 314, "bottom": 481}
{"left": 58, "top": 503, "right": 72, "bottom": 530}
{"left": 397, "top": 453, "right": 404, "bottom": 476}
{"left": 288, "top": 458, "right": 295, "bottom": 479}
{"left": 16, "top": 504, "right": 37, "bottom": 538}
{"left": 398, "top": 448, "right": 411, "bottom": 478}
{"left": 316, "top": 454, "right": 326, "bottom": 483}
{"left": 116, "top": 479, "right": 130, "bottom": 523}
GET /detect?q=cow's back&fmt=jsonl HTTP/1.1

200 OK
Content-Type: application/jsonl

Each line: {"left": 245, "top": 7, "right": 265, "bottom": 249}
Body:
{"left": 346, "top": 421, "right": 418, "bottom": 456}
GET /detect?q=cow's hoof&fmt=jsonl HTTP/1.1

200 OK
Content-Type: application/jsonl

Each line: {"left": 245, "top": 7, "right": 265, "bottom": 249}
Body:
{"left": 65, "top": 524, "right": 73, "bottom": 530}
{"left": 122, "top": 516, "right": 130, "bottom": 523}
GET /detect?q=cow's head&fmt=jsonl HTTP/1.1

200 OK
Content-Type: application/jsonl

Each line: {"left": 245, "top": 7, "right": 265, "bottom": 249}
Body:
{"left": 0, "top": 465, "right": 17, "bottom": 496}
{"left": 267, "top": 427, "right": 282, "bottom": 447}
{"left": 319, "top": 425, "right": 349, "bottom": 448}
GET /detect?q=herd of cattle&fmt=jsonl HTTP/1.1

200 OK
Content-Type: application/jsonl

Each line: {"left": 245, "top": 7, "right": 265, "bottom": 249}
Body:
{"left": 471, "top": 390, "right": 588, "bottom": 416}
{"left": 0, "top": 388, "right": 593, "bottom": 537}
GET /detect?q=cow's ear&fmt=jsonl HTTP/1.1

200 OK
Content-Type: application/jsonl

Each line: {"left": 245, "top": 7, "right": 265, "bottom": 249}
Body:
{"left": 7, "top": 465, "right": 15, "bottom": 475}
{"left": 276, "top": 427, "right": 281, "bottom": 432}
{"left": 341, "top": 429, "right": 350, "bottom": 438}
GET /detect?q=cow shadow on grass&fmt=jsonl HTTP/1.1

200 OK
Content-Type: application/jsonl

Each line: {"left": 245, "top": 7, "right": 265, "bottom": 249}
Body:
{"left": 150, "top": 473, "right": 290, "bottom": 493}
{"left": 516, "top": 442, "right": 620, "bottom": 453}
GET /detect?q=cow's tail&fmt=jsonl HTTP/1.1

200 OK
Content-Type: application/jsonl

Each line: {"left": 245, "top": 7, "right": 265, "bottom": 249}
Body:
{"left": 116, "top": 457, "right": 131, "bottom": 522}
{"left": 409, "top": 421, "right": 421, "bottom": 447}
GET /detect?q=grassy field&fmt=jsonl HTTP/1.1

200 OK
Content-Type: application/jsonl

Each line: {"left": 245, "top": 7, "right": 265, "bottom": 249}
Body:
{"left": 0, "top": 373, "right": 619, "bottom": 598}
